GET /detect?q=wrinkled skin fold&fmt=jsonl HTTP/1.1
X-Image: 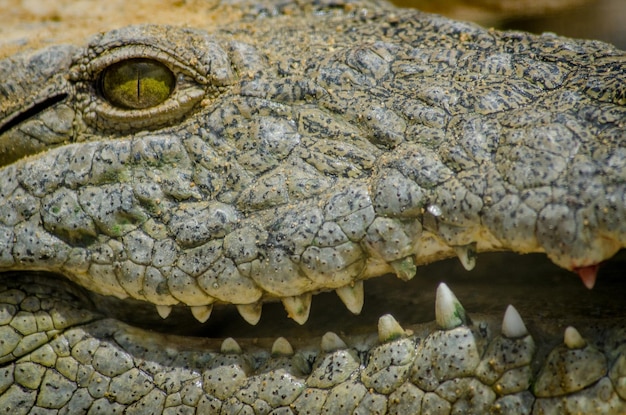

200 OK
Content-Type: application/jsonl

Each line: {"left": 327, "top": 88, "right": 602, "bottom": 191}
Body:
{"left": 0, "top": 0, "right": 625, "bottom": 413}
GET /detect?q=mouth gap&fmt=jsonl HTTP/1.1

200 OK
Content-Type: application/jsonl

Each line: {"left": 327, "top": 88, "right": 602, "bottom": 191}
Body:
{"left": 42, "top": 250, "right": 621, "bottom": 339}
{"left": 0, "top": 93, "right": 68, "bottom": 135}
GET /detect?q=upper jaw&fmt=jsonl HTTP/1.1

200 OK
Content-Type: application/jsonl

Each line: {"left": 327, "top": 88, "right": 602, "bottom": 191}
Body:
{"left": 1, "top": 21, "right": 625, "bottom": 327}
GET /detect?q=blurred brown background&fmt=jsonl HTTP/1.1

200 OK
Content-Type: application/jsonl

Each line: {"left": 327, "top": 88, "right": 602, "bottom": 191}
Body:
{"left": 0, "top": 0, "right": 624, "bottom": 59}
{"left": 399, "top": 0, "right": 625, "bottom": 48}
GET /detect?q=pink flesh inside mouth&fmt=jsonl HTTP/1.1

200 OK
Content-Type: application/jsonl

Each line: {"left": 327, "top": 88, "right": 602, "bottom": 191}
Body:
{"left": 575, "top": 264, "right": 600, "bottom": 290}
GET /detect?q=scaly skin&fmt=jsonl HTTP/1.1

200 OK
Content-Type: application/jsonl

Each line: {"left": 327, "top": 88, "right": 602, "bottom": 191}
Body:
{"left": 0, "top": 0, "right": 625, "bottom": 413}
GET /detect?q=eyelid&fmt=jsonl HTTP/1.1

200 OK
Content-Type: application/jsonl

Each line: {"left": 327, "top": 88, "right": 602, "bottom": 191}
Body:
{"left": 73, "top": 45, "right": 209, "bottom": 85}
{"left": 71, "top": 46, "right": 209, "bottom": 133}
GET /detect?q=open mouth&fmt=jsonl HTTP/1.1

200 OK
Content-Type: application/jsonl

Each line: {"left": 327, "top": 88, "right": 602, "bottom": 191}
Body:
{"left": 201, "top": 251, "right": 626, "bottom": 339}
{"left": 2, "top": 249, "right": 625, "bottom": 414}
{"left": 11, "top": 250, "right": 624, "bottom": 339}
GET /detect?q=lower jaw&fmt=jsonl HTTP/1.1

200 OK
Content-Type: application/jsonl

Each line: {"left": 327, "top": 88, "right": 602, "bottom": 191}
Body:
{"left": 1, "top": 251, "right": 624, "bottom": 413}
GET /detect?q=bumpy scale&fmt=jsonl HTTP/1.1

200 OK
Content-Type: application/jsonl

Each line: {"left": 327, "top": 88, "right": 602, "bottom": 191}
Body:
{"left": 0, "top": 0, "right": 625, "bottom": 412}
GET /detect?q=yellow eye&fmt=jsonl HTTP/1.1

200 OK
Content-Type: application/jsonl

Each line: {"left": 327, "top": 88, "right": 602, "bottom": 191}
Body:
{"left": 100, "top": 59, "right": 175, "bottom": 109}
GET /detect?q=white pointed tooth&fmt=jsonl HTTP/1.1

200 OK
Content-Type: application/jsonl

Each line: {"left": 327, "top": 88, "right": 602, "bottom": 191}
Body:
{"left": 502, "top": 305, "right": 528, "bottom": 338}
{"left": 236, "top": 303, "right": 262, "bottom": 325}
{"left": 564, "top": 326, "right": 586, "bottom": 349}
{"left": 190, "top": 305, "right": 213, "bottom": 323}
{"left": 221, "top": 337, "right": 242, "bottom": 354}
{"left": 391, "top": 256, "right": 417, "bottom": 281}
{"left": 454, "top": 243, "right": 477, "bottom": 271}
{"left": 282, "top": 293, "right": 312, "bottom": 325}
{"left": 271, "top": 337, "right": 294, "bottom": 356}
{"left": 156, "top": 305, "right": 173, "bottom": 319}
{"left": 321, "top": 331, "right": 347, "bottom": 352}
{"left": 378, "top": 314, "right": 405, "bottom": 343}
{"left": 335, "top": 281, "right": 364, "bottom": 315}
{"left": 435, "top": 282, "right": 468, "bottom": 330}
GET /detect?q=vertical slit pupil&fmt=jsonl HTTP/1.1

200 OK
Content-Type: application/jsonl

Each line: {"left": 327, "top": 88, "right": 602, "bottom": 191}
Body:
{"left": 100, "top": 58, "right": 175, "bottom": 109}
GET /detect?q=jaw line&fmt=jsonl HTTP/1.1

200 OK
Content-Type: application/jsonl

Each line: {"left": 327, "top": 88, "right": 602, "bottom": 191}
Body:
{"left": 69, "top": 250, "right": 626, "bottom": 340}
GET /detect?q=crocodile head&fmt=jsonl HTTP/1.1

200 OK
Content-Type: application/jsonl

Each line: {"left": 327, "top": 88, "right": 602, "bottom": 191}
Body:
{"left": 0, "top": 0, "right": 625, "bottom": 413}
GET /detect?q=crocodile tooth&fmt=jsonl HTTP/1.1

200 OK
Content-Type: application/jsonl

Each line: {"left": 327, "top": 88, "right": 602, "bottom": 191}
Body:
{"left": 501, "top": 304, "right": 528, "bottom": 338}
{"left": 454, "top": 242, "right": 477, "bottom": 271}
{"left": 321, "top": 331, "right": 348, "bottom": 352}
{"left": 564, "top": 326, "right": 587, "bottom": 349}
{"left": 156, "top": 305, "right": 172, "bottom": 319}
{"left": 190, "top": 305, "right": 212, "bottom": 323}
{"left": 335, "top": 280, "right": 364, "bottom": 314}
{"left": 576, "top": 265, "right": 598, "bottom": 289}
{"left": 271, "top": 337, "right": 294, "bottom": 356}
{"left": 435, "top": 282, "right": 468, "bottom": 330}
{"left": 221, "top": 337, "right": 242, "bottom": 354}
{"left": 390, "top": 256, "right": 417, "bottom": 281}
{"left": 378, "top": 314, "right": 406, "bottom": 343}
{"left": 282, "top": 293, "right": 312, "bottom": 325}
{"left": 236, "top": 303, "right": 262, "bottom": 325}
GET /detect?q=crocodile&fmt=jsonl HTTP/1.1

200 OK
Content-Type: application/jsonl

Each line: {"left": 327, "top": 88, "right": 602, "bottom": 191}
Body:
{"left": 0, "top": 0, "right": 625, "bottom": 413}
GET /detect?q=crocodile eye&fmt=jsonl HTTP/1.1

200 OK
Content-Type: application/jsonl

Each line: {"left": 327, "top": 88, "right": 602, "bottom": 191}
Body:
{"left": 100, "top": 59, "right": 175, "bottom": 109}
{"left": 73, "top": 28, "right": 236, "bottom": 133}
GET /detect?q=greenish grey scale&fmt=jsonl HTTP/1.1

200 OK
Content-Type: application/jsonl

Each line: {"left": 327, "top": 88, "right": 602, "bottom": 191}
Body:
{"left": 0, "top": 0, "right": 624, "bottom": 412}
